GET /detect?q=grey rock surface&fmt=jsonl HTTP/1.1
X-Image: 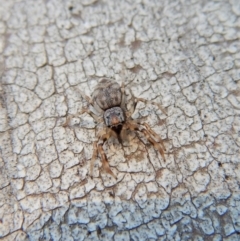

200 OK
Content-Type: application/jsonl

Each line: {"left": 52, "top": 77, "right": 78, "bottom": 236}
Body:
{"left": 0, "top": 0, "right": 240, "bottom": 240}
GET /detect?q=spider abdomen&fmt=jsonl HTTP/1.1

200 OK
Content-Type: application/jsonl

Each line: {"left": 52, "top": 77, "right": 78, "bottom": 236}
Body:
{"left": 93, "top": 78, "right": 122, "bottom": 110}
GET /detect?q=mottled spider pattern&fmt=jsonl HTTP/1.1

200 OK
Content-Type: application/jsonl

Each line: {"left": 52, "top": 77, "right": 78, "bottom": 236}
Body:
{"left": 65, "top": 78, "right": 166, "bottom": 179}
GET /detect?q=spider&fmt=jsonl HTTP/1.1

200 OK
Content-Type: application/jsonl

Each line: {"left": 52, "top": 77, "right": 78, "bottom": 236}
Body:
{"left": 65, "top": 78, "right": 166, "bottom": 179}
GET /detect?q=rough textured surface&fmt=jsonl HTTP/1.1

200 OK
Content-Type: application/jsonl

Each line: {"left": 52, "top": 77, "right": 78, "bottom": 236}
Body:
{"left": 0, "top": 0, "right": 240, "bottom": 240}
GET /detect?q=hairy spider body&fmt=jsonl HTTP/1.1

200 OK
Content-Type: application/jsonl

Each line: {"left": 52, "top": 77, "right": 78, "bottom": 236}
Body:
{"left": 91, "top": 78, "right": 166, "bottom": 178}
{"left": 93, "top": 79, "right": 126, "bottom": 142}
{"left": 65, "top": 78, "right": 166, "bottom": 179}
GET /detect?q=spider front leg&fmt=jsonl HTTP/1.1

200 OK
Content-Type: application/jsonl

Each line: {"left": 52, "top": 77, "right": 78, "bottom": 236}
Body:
{"left": 90, "top": 128, "right": 117, "bottom": 179}
{"left": 98, "top": 138, "right": 117, "bottom": 179}
{"left": 142, "top": 123, "right": 166, "bottom": 152}
{"left": 125, "top": 120, "right": 165, "bottom": 161}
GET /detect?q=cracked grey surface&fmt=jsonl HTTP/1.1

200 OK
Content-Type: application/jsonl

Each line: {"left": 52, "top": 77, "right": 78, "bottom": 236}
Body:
{"left": 0, "top": 0, "right": 240, "bottom": 240}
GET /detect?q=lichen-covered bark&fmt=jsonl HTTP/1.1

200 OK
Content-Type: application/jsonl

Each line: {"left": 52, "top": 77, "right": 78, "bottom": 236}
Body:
{"left": 0, "top": 0, "right": 240, "bottom": 240}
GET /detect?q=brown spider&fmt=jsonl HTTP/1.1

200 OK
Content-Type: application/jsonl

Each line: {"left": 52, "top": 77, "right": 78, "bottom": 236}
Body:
{"left": 65, "top": 78, "right": 166, "bottom": 179}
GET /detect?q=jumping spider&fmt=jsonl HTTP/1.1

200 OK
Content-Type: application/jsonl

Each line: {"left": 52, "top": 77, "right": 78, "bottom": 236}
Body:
{"left": 65, "top": 78, "right": 166, "bottom": 179}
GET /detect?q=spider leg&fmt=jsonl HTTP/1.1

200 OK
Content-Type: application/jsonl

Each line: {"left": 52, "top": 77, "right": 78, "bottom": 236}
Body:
{"left": 90, "top": 141, "right": 98, "bottom": 177}
{"left": 125, "top": 96, "right": 138, "bottom": 118}
{"left": 81, "top": 108, "right": 101, "bottom": 123}
{"left": 63, "top": 108, "right": 100, "bottom": 127}
{"left": 125, "top": 120, "right": 165, "bottom": 161}
{"left": 64, "top": 86, "right": 101, "bottom": 127}
{"left": 91, "top": 128, "right": 117, "bottom": 179}
{"left": 98, "top": 138, "right": 117, "bottom": 179}
{"left": 90, "top": 129, "right": 117, "bottom": 179}
{"left": 77, "top": 88, "right": 103, "bottom": 121}
{"left": 120, "top": 80, "right": 126, "bottom": 110}
{"left": 76, "top": 88, "right": 93, "bottom": 105}
{"left": 125, "top": 89, "right": 167, "bottom": 119}
{"left": 142, "top": 123, "right": 166, "bottom": 151}
{"left": 63, "top": 112, "right": 81, "bottom": 127}
{"left": 135, "top": 97, "right": 167, "bottom": 115}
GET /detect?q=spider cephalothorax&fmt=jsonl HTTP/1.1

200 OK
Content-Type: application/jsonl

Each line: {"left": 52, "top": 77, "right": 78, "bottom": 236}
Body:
{"left": 65, "top": 78, "right": 166, "bottom": 179}
{"left": 103, "top": 107, "right": 125, "bottom": 128}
